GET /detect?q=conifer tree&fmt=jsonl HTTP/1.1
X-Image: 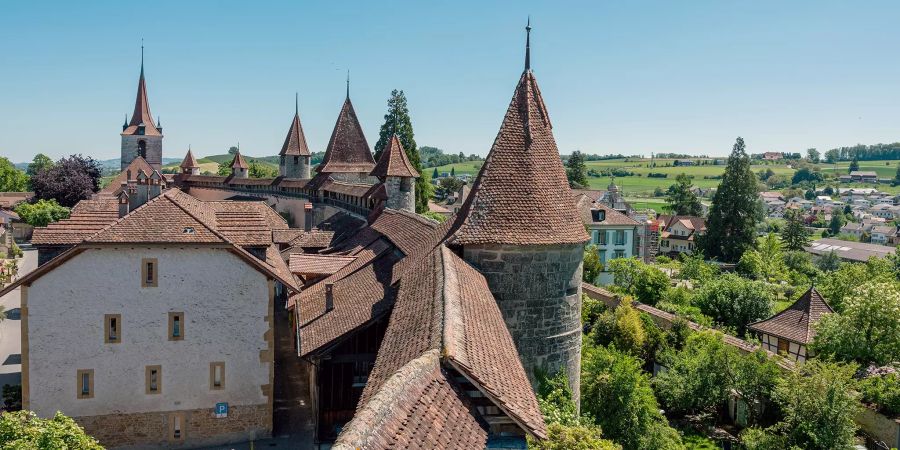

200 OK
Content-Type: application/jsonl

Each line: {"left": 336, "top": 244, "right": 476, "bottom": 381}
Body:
{"left": 665, "top": 173, "right": 703, "bottom": 216}
{"left": 782, "top": 209, "right": 811, "bottom": 251}
{"left": 701, "top": 137, "right": 761, "bottom": 262}
{"left": 432, "top": 167, "right": 439, "bottom": 179}
{"left": 566, "top": 151, "right": 588, "bottom": 188}
{"left": 849, "top": 156, "right": 859, "bottom": 173}
{"left": 374, "top": 90, "right": 431, "bottom": 213}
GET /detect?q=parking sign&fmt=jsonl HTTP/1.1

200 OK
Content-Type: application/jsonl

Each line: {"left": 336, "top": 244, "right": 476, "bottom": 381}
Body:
{"left": 215, "top": 402, "right": 228, "bottom": 418}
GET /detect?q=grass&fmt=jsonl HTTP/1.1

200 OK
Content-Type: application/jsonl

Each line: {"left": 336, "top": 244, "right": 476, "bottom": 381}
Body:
{"left": 430, "top": 161, "right": 484, "bottom": 177}
{"left": 160, "top": 155, "right": 277, "bottom": 175}
{"left": 820, "top": 159, "right": 899, "bottom": 178}
{"left": 681, "top": 433, "right": 720, "bottom": 449}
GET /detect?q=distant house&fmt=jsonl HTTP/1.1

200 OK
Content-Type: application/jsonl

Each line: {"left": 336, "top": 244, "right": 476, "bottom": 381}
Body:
{"left": 870, "top": 225, "right": 897, "bottom": 246}
{"left": 673, "top": 160, "right": 695, "bottom": 167}
{"left": 748, "top": 287, "right": 833, "bottom": 363}
{"left": 815, "top": 195, "right": 833, "bottom": 206}
{"left": 850, "top": 171, "right": 879, "bottom": 183}
{"left": 762, "top": 152, "right": 783, "bottom": 161}
{"left": 579, "top": 202, "right": 641, "bottom": 285}
{"left": 839, "top": 175, "right": 853, "bottom": 183}
{"left": 657, "top": 215, "right": 706, "bottom": 256}
{"left": 759, "top": 191, "right": 785, "bottom": 202}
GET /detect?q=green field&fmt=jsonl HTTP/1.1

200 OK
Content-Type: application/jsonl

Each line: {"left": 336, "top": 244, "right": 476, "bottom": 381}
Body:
{"left": 161, "top": 154, "right": 278, "bottom": 175}
{"left": 820, "top": 159, "right": 899, "bottom": 178}
{"left": 430, "top": 161, "right": 484, "bottom": 177}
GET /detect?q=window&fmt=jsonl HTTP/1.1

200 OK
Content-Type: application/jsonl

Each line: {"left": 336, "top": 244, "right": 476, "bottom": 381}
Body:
{"left": 77, "top": 369, "right": 94, "bottom": 399}
{"left": 104, "top": 314, "right": 121, "bottom": 343}
{"left": 168, "top": 312, "right": 184, "bottom": 341}
{"left": 614, "top": 250, "right": 625, "bottom": 259}
{"left": 293, "top": 156, "right": 299, "bottom": 164}
{"left": 169, "top": 412, "right": 185, "bottom": 441}
{"left": 615, "top": 230, "right": 625, "bottom": 246}
{"left": 210, "top": 362, "right": 225, "bottom": 390}
{"left": 141, "top": 258, "right": 158, "bottom": 287}
{"left": 146, "top": 365, "right": 161, "bottom": 394}
{"left": 599, "top": 231, "right": 607, "bottom": 245}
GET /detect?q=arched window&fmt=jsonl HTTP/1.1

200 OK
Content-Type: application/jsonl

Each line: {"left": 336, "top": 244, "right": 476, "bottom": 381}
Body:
{"left": 138, "top": 140, "right": 147, "bottom": 159}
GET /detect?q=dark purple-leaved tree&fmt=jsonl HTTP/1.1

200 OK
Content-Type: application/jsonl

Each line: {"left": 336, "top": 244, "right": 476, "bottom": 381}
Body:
{"left": 31, "top": 154, "right": 102, "bottom": 207}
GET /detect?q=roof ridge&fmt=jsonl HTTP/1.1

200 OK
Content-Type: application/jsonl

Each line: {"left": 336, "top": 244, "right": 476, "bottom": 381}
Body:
{"left": 83, "top": 188, "right": 180, "bottom": 243}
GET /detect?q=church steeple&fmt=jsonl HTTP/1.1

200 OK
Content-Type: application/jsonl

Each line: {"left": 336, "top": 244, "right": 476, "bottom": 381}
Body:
{"left": 124, "top": 46, "right": 159, "bottom": 135}
{"left": 120, "top": 45, "right": 163, "bottom": 171}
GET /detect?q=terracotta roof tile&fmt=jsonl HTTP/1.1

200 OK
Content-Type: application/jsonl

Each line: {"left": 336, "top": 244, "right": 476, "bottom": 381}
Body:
{"left": 450, "top": 70, "right": 588, "bottom": 246}
{"left": 748, "top": 287, "right": 834, "bottom": 344}
{"left": 582, "top": 202, "right": 639, "bottom": 226}
{"left": 317, "top": 97, "right": 376, "bottom": 174}
{"left": 334, "top": 350, "right": 488, "bottom": 450}
{"left": 280, "top": 109, "right": 312, "bottom": 156}
{"left": 179, "top": 149, "right": 199, "bottom": 169}
{"left": 369, "top": 209, "right": 439, "bottom": 256}
{"left": 230, "top": 152, "right": 249, "bottom": 169}
{"left": 32, "top": 199, "right": 120, "bottom": 245}
{"left": 290, "top": 253, "right": 357, "bottom": 276}
{"left": 370, "top": 135, "right": 419, "bottom": 178}
{"left": 100, "top": 157, "right": 156, "bottom": 195}
{"left": 273, "top": 229, "right": 306, "bottom": 245}
{"left": 87, "top": 194, "right": 224, "bottom": 244}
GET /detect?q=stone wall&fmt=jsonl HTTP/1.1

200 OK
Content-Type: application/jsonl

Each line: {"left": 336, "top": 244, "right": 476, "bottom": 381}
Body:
{"left": 121, "top": 135, "right": 163, "bottom": 171}
{"left": 76, "top": 403, "right": 270, "bottom": 450}
{"left": 281, "top": 156, "right": 311, "bottom": 179}
{"left": 384, "top": 176, "right": 414, "bottom": 213}
{"left": 462, "top": 243, "right": 584, "bottom": 403}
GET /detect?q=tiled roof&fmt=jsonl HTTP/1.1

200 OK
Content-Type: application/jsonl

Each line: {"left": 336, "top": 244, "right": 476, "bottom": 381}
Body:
{"left": 290, "top": 253, "right": 357, "bottom": 276}
{"left": 317, "top": 97, "right": 376, "bottom": 174}
{"left": 294, "top": 238, "right": 399, "bottom": 355}
{"left": 322, "top": 180, "right": 373, "bottom": 197}
{"left": 230, "top": 152, "right": 249, "bottom": 169}
{"left": 369, "top": 209, "right": 439, "bottom": 256}
{"left": 584, "top": 202, "right": 639, "bottom": 226}
{"left": 370, "top": 135, "right": 419, "bottom": 178}
{"left": 355, "top": 245, "right": 546, "bottom": 440}
{"left": 659, "top": 214, "right": 706, "bottom": 233}
{"left": 748, "top": 287, "right": 834, "bottom": 345}
{"left": 100, "top": 157, "right": 157, "bottom": 195}
{"left": 121, "top": 65, "right": 161, "bottom": 136}
{"left": 179, "top": 149, "right": 199, "bottom": 168}
{"left": 334, "top": 350, "right": 488, "bottom": 450}
{"left": 273, "top": 229, "right": 305, "bottom": 245}
{"left": 280, "top": 108, "right": 312, "bottom": 156}
{"left": 88, "top": 194, "right": 224, "bottom": 244}
{"left": 450, "top": 70, "right": 588, "bottom": 246}
{"left": 0, "top": 192, "right": 34, "bottom": 208}
{"left": 31, "top": 199, "right": 120, "bottom": 245}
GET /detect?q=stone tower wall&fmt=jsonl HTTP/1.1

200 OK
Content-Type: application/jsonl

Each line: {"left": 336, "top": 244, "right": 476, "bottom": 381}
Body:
{"left": 462, "top": 243, "right": 584, "bottom": 403}
{"left": 384, "top": 176, "right": 415, "bottom": 213}
{"left": 121, "top": 134, "right": 163, "bottom": 170}
{"left": 281, "top": 156, "right": 311, "bottom": 179}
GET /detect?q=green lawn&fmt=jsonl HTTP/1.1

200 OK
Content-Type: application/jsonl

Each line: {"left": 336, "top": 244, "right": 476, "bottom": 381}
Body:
{"left": 820, "top": 159, "right": 899, "bottom": 178}
{"left": 430, "top": 161, "right": 484, "bottom": 177}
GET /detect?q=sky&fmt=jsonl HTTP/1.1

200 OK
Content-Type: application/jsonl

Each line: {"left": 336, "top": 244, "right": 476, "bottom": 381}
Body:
{"left": 2, "top": 1, "right": 900, "bottom": 164}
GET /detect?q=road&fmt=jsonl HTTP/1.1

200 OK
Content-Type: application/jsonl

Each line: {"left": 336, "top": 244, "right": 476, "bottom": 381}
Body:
{"left": 0, "top": 247, "right": 37, "bottom": 388}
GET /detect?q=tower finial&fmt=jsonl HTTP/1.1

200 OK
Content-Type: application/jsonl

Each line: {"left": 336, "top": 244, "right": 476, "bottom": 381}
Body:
{"left": 140, "top": 39, "right": 144, "bottom": 76}
{"left": 346, "top": 69, "right": 350, "bottom": 99}
{"left": 525, "top": 16, "right": 532, "bottom": 71}
{"left": 295, "top": 92, "right": 299, "bottom": 115}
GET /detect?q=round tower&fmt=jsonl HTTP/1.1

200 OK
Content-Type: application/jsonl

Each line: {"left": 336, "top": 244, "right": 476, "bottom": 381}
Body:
{"left": 370, "top": 134, "right": 418, "bottom": 213}
{"left": 451, "top": 20, "right": 588, "bottom": 401}
{"left": 279, "top": 93, "right": 313, "bottom": 179}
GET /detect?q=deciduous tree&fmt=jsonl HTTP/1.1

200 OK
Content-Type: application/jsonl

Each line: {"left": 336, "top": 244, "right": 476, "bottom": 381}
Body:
{"left": 14, "top": 199, "right": 69, "bottom": 227}
{"left": 813, "top": 282, "right": 900, "bottom": 366}
{"left": 0, "top": 157, "right": 28, "bottom": 192}
{"left": 26, "top": 153, "right": 54, "bottom": 177}
{"left": 30, "top": 154, "right": 100, "bottom": 207}
{"left": 693, "top": 273, "right": 773, "bottom": 336}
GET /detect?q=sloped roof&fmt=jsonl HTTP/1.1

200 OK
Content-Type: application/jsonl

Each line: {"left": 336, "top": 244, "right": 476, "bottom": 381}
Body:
{"left": 88, "top": 194, "right": 225, "bottom": 244}
{"left": 231, "top": 152, "right": 249, "bottom": 169}
{"left": 121, "top": 63, "right": 161, "bottom": 136}
{"left": 280, "top": 107, "right": 312, "bottom": 156}
{"left": 370, "top": 135, "right": 419, "bottom": 178}
{"left": 450, "top": 70, "right": 588, "bottom": 246}
{"left": 180, "top": 149, "right": 199, "bottom": 169}
{"left": 369, "top": 209, "right": 439, "bottom": 256}
{"left": 290, "top": 253, "right": 357, "bottom": 276}
{"left": 317, "top": 97, "right": 375, "bottom": 174}
{"left": 748, "top": 286, "right": 834, "bottom": 344}
{"left": 31, "top": 198, "right": 120, "bottom": 245}
{"left": 583, "top": 202, "right": 639, "bottom": 226}
{"left": 354, "top": 245, "right": 546, "bottom": 441}
{"left": 100, "top": 157, "right": 157, "bottom": 195}
{"left": 334, "top": 350, "right": 488, "bottom": 450}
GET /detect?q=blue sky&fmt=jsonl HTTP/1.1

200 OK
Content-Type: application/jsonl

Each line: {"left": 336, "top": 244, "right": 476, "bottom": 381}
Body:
{"left": 2, "top": 1, "right": 899, "bottom": 163}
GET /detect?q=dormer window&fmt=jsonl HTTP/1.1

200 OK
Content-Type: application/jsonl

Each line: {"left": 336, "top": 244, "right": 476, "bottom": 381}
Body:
{"left": 183, "top": 227, "right": 195, "bottom": 234}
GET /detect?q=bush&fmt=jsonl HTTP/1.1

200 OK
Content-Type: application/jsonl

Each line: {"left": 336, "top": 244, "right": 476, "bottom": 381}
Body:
{"left": 581, "top": 293, "right": 605, "bottom": 330}
{"left": 0, "top": 411, "right": 103, "bottom": 449}
{"left": 14, "top": 199, "right": 70, "bottom": 228}
{"left": 529, "top": 423, "right": 621, "bottom": 450}
{"left": 2, "top": 384, "right": 21, "bottom": 410}
{"left": 693, "top": 274, "right": 774, "bottom": 336}
{"left": 860, "top": 372, "right": 900, "bottom": 416}
{"left": 607, "top": 258, "right": 670, "bottom": 306}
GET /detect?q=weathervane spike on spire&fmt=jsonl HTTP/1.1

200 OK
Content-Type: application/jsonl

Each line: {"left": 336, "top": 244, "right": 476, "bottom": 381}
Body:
{"left": 346, "top": 69, "right": 350, "bottom": 99}
{"left": 140, "top": 39, "right": 145, "bottom": 76}
{"left": 525, "top": 16, "right": 532, "bottom": 71}
{"left": 295, "top": 92, "right": 299, "bottom": 115}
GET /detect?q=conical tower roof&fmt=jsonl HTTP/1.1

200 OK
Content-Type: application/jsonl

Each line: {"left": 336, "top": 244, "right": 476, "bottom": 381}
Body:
{"left": 122, "top": 50, "right": 161, "bottom": 137}
{"left": 317, "top": 97, "right": 375, "bottom": 174}
{"left": 231, "top": 151, "right": 249, "bottom": 169}
{"left": 180, "top": 149, "right": 199, "bottom": 169}
{"left": 370, "top": 134, "right": 419, "bottom": 178}
{"left": 280, "top": 94, "right": 311, "bottom": 156}
{"left": 450, "top": 27, "right": 588, "bottom": 246}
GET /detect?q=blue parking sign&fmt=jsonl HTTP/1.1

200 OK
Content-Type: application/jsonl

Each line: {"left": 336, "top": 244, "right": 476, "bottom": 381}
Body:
{"left": 215, "top": 402, "right": 228, "bottom": 418}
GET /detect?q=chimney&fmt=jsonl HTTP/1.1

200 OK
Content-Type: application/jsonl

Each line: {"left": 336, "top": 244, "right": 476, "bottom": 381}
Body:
{"left": 118, "top": 183, "right": 130, "bottom": 218}
{"left": 325, "top": 282, "right": 334, "bottom": 312}
{"left": 149, "top": 171, "right": 162, "bottom": 199}
{"left": 304, "top": 203, "right": 313, "bottom": 232}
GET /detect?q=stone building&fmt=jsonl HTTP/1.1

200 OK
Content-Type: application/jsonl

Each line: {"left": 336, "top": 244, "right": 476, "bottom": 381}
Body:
{"left": 279, "top": 94, "right": 312, "bottom": 179}
{"left": 5, "top": 189, "right": 298, "bottom": 448}
{"left": 316, "top": 88, "right": 377, "bottom": 184}
{"left": 180, "top": 149, "right": 200, "bottom": 175}
{"left": 121, "top": 51, "right": 163, "bottom": 171}
{"left": 369, "top": 134, "right": 418, "bottom": 213}
{"left": 230, "top": 151, "right": 249, "bottom": 178}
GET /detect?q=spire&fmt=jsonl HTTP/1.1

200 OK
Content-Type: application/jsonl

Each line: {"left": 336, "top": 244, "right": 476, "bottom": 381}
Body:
{"left": 123, "top": 44, "right": 160, "bottom": 136}
{"left": 280, "top": 94, "right": 311, "bottom": 157}
{"left": 346, "top": 69, "right": 350, "bottom": 99}
{"left": 525, "top": 17, "right": 532, "bottom": 72}
{"left": 317, "top": 93, "right": 375, "bottom": 174}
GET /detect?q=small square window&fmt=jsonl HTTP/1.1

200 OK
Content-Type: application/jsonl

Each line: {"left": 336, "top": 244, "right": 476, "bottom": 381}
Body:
{"left": 104, "top": 314, "right": 121, "bottom": 344}
{"left": 141, "top": 258, "right": 158, "bottom": 287}
{"left": 146, "top": 365, "right": 161, "bottom": 394}
{"left": 210, "top": 362, "right": 225, "bottom": 390}
{"left": 168, "top": 312, "right": 184, "bottom": 341}
{"left": 77, "top": 369, "right": 94, "bottom": 399}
